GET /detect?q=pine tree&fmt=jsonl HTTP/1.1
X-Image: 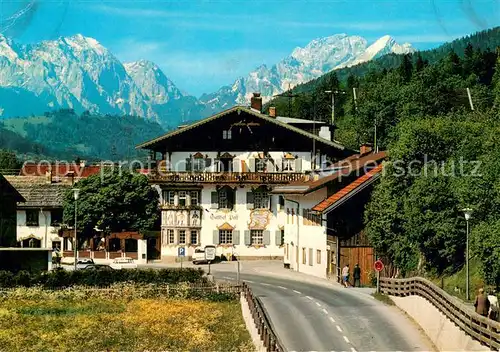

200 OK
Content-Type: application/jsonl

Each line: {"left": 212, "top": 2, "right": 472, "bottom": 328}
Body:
{"left": 398, "top": 54, "right": 413, "bottom": 82}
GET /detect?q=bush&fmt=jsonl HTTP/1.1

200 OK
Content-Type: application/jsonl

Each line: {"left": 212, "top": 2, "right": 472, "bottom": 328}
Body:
{"left": 0, "top": 268, "right": 206, "bottom": 288}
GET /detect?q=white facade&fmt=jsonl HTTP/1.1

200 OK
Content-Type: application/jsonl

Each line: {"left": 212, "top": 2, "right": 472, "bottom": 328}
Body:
{"left": 16, "top": 209, "right": 64, "bottom": 249}
{"left": 282, "top": 190, "right": 329, "bottom": 279}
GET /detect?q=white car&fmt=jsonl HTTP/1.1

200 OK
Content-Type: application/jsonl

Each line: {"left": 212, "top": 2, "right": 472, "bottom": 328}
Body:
{"left": 110, "top": 257, "right": 138, "bottom": 270}
{"left": 192, "top": 245, "right": 217, "bottom": 264}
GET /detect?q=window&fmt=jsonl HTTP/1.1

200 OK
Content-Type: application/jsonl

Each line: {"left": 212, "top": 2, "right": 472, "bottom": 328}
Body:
{"left": 190, "top": 230, "right": 198, "bottom": 245}
{"left": 317, "top": 250, "right": 321, "bottom": 264}
{"left": 255, "top": 158, "right": 266, "bottom": 172}
{"left": 193, "top": 158, "right": 205, "bottom": 172}
{"left": 218, "top": 187, "right": 234, "bottom": 209}
{"left": 302, "top": 248, "right": 306, "bottom": 265}
{"left": 179, "top": 230, "right": 186, "bottom": 244}
{"left": 178, "top": 191, "right": 187, "bottom": 206}
{"left": 250, "top": 230, "right": 263, "bottom": 245}
{"left": 309, "top": 248, "right": 313, "bottom": 266}
{"left": 50, "top": 209, "right": 63, "bottom": 226}
{"left": 253, "top": 188, "right": 269, "bottom": 209}
{"left": 303, "top": 209, "right": 322, "bottom": 226}
{"left": 190, "top": 191, "right": 199, "bottom": 206}
{"left": 223, "top": 130, "right": 232, "bottom": 139}
{"left": 282, "top": 159, "right": 295, "bottom": 172}
{"left": 168, "top": 229, "right": 175, "bottom": 244}
{"left": 219, "top": 230, "right": 233, "bottom": 244}
{"left": 167, "top": 191, "right": 175, "bottom": 205}
{"left": 26, "top": 210, "right": 39, "bottom": 226}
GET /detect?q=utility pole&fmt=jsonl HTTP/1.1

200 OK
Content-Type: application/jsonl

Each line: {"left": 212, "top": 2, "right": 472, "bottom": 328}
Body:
{"left": 374, "top": 117, "right": 378, "bottom": 153}
{"left": 353, "top": 88, "right": 358, "bottom": 112}
{"left": 324, "top": 90, "right": 346, "bottom": 125}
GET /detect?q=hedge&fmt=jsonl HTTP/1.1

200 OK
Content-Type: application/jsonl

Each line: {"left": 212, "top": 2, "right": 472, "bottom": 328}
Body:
{"left": 0, "top": 268, "right": 206, "bottom": 288}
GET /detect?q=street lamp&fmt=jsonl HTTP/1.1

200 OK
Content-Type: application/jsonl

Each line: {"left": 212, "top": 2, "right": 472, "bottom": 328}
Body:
{"left": 462, "top": 208, "right": 472, "bottom": 301}
{"left": 73, "top": 188, "right": 80, "bottom": 270}
{"left": 325, "top": 90, "right": 346, "bottom": 125}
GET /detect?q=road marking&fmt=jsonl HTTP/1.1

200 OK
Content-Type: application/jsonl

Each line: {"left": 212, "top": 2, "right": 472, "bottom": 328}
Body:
{"left": 315, "top": 302, "right": 321, "bottom": 307}
{"left": 322, "top": 308, "right": 328, "bottom": 314}
{"left": 305, "top": 295, "right": 313, "bottom": 300}
{"left": 293, "top": 290, "right": 301, "bottom": 294}
{"left": 222, "top": 276, "right": 234, "bottom": 280}
{"left": 260, "top": 283, "right": 271, "bottom": 286}
{"left": 245, "top": 280, "right": 254, "bottom": 283}
{"left": 343, "top": 336, "right": 350, "bottom": 343}
{"left": 329, "top": 316, "right": 336, "bottom": 323}
{"left": 277, "top": 285, "right": 288, "bottom": 290}
{"left": 351, "top": 348, "right": 357, "bottom": 352}
{"left": 336, "top": 325, "right": 342, "bottom": 332}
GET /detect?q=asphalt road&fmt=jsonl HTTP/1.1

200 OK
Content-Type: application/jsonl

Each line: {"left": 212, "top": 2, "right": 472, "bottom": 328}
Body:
{"left": 213, "top": 270, "right": 434, "bottom": 352}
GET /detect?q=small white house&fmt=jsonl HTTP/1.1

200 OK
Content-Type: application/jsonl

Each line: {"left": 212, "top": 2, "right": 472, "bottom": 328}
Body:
{"left": 273, "top": 149, "right": 386, "bottom": 282}
{"left": 137, "top": 95, "right": 353, "bottom": 262}
{"left": 5, "top": 176, "right": 70, "bottom": 250}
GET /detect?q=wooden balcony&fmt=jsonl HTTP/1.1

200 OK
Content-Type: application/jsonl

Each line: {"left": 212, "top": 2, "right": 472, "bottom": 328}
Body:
{"left": 148, "top": 170, "right": 306, "bottom": 184}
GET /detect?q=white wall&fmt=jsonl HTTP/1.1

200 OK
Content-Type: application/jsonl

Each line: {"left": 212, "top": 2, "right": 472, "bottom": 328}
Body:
{"left": 17, "top": 210, "right": 63, "bottom": 249}
{"left": 283, "top": 189, "right": 328, "bottom": 279}
{"left": 160, "top": 186, "right": 285, "bottom": 260}
{"left": 166, "top": 151, "right": 316, "bottom": 172}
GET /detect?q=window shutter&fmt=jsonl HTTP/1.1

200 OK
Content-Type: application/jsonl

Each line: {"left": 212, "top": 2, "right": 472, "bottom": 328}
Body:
{"left": 241, "top": 160, "right": 248, "bottom": 172}
{"left": 266, "top": 159, "right": 274, "bottom": 173}
{"left": 244, "top": 230, "right": 251, "bottom": 245}
{"left": 229, "top": 189, "right": 236, "bottom": 209}
{"left": 249, "top": 158, "right": 255, "bottom": 172}
{"left": 186, "top": 157, "right": 192, "bottom": 171}
{"left": 211, "top": 191, "right": 218, "bottom": 209}
{"left": 246, "top": 191, "right": 254, "bottom": 210}
{"left": 263, "top": 230, "right": 271, "bottom": 245}
{"left": 295, "top": 157, "right": 302, "bottom": 172}
{"left": 213, "top": 159, "right": 220, "bottom": 172}
{"left": 232, "top": 158, "right": 239, "bottom": 172}
{"left": 213, "top": 230, "right": 219, "bottom": 245}
{"left": 268, "top": 194, "right": 272, "bottom": 210}
{"left": 233, "top": 230, "right": 240, "bottom": 245}
{"left": 275, "top": 230, "right": 282, "bottom": 246}
{"left": 205, "top": 158, "right": 212, "bottom": 169}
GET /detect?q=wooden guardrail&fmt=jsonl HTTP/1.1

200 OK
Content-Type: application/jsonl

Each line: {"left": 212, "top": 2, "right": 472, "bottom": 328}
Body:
{"left": 242, "top": 282, "right": 285, "bottom": 352}
{"left": 380, "top": 277, "right": 500, "bottom": 350}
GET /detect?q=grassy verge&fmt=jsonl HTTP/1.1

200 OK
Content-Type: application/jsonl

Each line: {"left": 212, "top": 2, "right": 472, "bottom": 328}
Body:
{"left": 430, "top": 258, "right": 486, "bottom": 303}
{"left": 372, "top": 292, "right": 395, "bottom": 305}
{"left": 0, "top": 293, "right": 253, "bottom": 352}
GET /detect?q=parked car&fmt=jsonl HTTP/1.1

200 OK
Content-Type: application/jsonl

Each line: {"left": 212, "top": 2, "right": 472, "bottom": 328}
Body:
{"left": 192, "top": 245, "right": 217, "bottom": 264}
{"left": 84, "top": 264, "right": 114, "bottom": 271}
{"left": 76, "top": 258, "right": 95, "bottom": 270}
{"left": 110, "top": 257, "right": 138, "bottom": 270}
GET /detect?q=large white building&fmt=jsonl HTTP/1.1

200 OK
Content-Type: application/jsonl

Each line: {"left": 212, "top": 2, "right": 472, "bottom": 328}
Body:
{"left": 137, "top": 94, "right": 352, "bottom": 262}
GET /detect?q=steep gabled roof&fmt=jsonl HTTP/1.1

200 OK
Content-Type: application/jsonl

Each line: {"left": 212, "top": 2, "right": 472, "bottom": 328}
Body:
{"left": 5, "top": 176, "right": 70, "bottom": 208}
{"left": 136, "top": 106, "right": 346, "bottom": 150}
{"left": 312, "top": 163, "right": 384, "bottom": 214}
{"left": 272, "top": 151, "right": 387, "bottom": 195}
{"left": 0, "top": 174, "right": 25, "bottom": 202}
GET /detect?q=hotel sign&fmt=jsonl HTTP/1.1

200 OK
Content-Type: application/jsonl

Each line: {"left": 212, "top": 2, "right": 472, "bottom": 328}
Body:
{"left": 209, "top": 213, "right": 239, "bottom": 221}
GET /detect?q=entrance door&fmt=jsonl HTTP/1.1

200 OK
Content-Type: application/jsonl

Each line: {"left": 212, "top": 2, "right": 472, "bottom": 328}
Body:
{"left": 339, "top": 247, "right": 374, "bottom": 286}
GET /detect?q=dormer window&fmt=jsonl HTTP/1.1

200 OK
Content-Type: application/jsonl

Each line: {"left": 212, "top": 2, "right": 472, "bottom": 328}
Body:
{"left": 255, "top": 158, "right": 266, "bottom": 172}
{"left": 282, "top": 153, "right": 296, "bottom": 172}
{"left": 223, "top": 130, "right": 232, "bottom": 139}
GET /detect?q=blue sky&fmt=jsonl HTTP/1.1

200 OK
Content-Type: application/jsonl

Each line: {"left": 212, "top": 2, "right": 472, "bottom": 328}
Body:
{"left": 2, "top": 0, "right": 499, "bottom": 96}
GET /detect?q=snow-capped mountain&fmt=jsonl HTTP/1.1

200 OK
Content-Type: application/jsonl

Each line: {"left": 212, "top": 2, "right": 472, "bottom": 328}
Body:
{"left": 0, "top": 34, "right": 197, "bottom": 126}
{"left": 201, "top": 34, "right": 414, "bottom": 110}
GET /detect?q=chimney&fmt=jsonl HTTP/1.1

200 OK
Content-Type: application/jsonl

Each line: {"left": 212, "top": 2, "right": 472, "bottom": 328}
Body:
{"left": 250, "top": 92, "right": 262, "bottom": 112}
{"left": 360, "top": 143, "right": 373, "bottom": 155}
{"left": 269, "top": 106, "right": 276, "bottom": 118}
{"left": 45, "top": 170, "right": 52, "bottom": 184}
{"left": 80, "top": 160, "right": 86, "bottom": 168}
{"left": 318, "top": 126, "right": 331, "bottom": 141}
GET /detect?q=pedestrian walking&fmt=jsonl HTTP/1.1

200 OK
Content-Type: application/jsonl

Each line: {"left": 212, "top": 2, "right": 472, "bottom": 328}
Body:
{"left": 474, "top": 288, "right": 490, "bottom": 317}
{"left": 488, "top": 289, "right": 499, "bottom": 321}
{"left": 342, "top": 264, "right": 350, "bottom": 288}
{"left": 353, "top": 264, "right": 361, "bottom": 287}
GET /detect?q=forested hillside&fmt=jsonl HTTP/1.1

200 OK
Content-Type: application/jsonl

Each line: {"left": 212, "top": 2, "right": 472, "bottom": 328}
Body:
{"left": 0, "top": 110, "right": 165, "bottom": 161}
{"left": 269, "top": 26, "right": 500, "bottom": 288}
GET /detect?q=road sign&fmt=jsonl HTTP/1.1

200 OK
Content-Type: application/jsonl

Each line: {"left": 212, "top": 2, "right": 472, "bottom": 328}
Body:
{"left": 178, "top": 247, "right": 186, "bottom": 257}
{"left": 205, "top": 246, "right": 216, "bottom": 261}
{"left": 374, "top": 260, "right": 384, "bottom": 272}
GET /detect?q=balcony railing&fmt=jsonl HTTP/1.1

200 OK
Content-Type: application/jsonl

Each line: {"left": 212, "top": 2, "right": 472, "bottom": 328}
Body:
{"left": 148, "top": 171, "right": 305, "bottom": 184}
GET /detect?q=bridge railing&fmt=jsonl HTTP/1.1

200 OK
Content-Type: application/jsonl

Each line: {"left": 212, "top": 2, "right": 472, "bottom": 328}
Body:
{"left": 380, "top": 277, "right": 500, "bottom": 350}
{"left": 242, "top": 282, "right": 285, "bottom": 352}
